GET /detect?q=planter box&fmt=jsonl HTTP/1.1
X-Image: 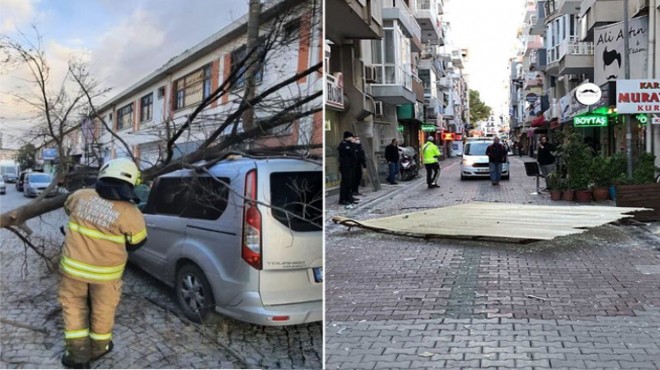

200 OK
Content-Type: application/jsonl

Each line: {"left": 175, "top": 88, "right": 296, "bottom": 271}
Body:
{"left": 615, "top": 183, "right": 660, "bottom": 221}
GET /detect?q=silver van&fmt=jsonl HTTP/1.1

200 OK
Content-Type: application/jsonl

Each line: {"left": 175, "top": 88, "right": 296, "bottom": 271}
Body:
{"left": 130, "top": 156, "right": 323, "bottom": 326}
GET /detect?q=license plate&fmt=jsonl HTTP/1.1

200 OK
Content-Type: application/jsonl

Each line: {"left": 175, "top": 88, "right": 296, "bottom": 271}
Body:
{"left": 313, "top": 267, "right": 323, "bottom": 283}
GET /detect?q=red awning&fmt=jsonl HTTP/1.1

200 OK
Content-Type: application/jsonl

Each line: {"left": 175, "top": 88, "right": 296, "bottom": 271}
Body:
{"left": 531, "top": 115, "right": 546, "bottom": 127}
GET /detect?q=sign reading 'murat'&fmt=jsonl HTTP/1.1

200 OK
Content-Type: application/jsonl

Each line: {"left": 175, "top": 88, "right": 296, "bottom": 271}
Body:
{"left": 616, "top": 79, "right": 660, "bottom": 113}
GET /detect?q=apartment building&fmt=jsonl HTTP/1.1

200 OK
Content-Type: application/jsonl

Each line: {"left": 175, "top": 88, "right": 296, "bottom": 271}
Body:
{"left": 80, "top": 0, "right": 321, "bottom": 169}
{"left": 512, "top": 0, "right": 660, "bottom": 168}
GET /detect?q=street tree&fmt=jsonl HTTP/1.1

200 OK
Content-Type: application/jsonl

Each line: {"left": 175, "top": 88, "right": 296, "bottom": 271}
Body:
{"left": 0, "top": 0, "right": 322, "bottom": 267}
{"left": 16, "top": 143, "right": 37, "bottom": 170}
{"left": 469, "top": 89, "right": 492, "bottom": 126}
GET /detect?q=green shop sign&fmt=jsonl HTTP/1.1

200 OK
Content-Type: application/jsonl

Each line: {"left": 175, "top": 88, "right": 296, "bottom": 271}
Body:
{"left": 635, "top": 114, "right": 649, "bottom": 125}
{"left": 397, "top": 125, "right": 405, "bottom": 132}
{"left": 421, "top": 124, "right": 436, "bottom": 132}
{"left": 574, "top": 114, "right": 608, "bottom": 127}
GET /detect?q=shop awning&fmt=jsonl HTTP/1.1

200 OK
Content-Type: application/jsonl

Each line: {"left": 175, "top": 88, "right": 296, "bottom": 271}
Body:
{"left": 531, "top": 115, "right": 546, "bottom": 127}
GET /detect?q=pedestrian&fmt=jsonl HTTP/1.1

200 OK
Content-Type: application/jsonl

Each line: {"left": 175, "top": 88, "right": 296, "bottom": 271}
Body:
{"left": 421, "top": 136, "right": 441, "bottom": 189}
{"left": 352, "top": 136, "right": 366, "bottom": 195}
{"left": 517, "top": 141, "right": 523, "bottom": 157}
{"left": 384, "top": 138, "right": 400, "bottom": 185}
{"left": 338, "top": 131, "right": 358, "bottom": 205}
{"left": 59, "top": 158, "right": 147, "bottom": 368}
{"left": 486, "top": 137, "right": 507, "bottom": 185}
{"left": 537, "top": 135, "right": 556, "bottom": 190}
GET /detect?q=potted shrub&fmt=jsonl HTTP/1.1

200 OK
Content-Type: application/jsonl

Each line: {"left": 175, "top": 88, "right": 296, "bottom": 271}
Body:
{"left": 546, "top": 172, "right": 562, "bottom": 201}
{"left": 562, "top": 134, "right": 593, "bottom": 203}
{"left": 560, "top": 178, "right": 574, "bottom": 201}
{"left": 590, "top": 156, "right": 610, "bottom": 201}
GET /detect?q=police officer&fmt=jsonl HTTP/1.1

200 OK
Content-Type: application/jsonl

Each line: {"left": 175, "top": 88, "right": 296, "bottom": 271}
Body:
{"left": 338, "top": 131, "right": 358, "bottom": 205}
{"left": 59, "top": 158, "right": 147, "bottom": 368}
{"left": 422, "top": 136, "right": 441, "bottom": 189}
{"left": 352, "top": 136, "right": 367, "bottom": 196}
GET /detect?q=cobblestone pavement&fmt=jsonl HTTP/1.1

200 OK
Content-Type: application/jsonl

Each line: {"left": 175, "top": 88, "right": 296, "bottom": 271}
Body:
{"left": 0, "top": 187, "right": 321, "bottom": 369}
{"left": 326, "top": 156, "right": 660, "bottom": 369}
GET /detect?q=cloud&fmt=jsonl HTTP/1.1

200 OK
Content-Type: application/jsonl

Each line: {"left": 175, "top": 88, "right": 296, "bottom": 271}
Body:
{"left": 0, "top": 0, "right": 37, "bottom": 33}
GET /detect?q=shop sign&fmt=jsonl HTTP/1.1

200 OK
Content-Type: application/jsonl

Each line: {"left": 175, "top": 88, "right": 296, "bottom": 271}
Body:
{"left": 397, "top": 125, "right": 404, "bottom": 132}
{"left": 616, "top": 79, "right": 660, "bottom": 113}
{"left": 325, "top": 73, "right": 344, "bottom": 110}
{"left": 442, "top": 132, "right": 456, "bottom": 141}
{"left": 575, "top": 83, "right": 602, "bottom": 106}
{"left": 574, "top": 114, "right": 608, "bottom": 127}
{"left": 42, "top": 148, "right": 58, "bottom": 160}
{"left": 421, "top": 124, "right": 436, "bottom": 132}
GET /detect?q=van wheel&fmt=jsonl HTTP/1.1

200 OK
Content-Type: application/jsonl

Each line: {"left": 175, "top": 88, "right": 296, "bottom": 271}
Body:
{"left": 176, "top": 264, "right": 218, "bottom": 324}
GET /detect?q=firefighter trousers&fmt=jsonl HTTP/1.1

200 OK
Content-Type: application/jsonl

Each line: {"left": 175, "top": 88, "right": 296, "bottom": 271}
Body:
{"left": 58, "top": 275, "right": 123, "bottom": 363}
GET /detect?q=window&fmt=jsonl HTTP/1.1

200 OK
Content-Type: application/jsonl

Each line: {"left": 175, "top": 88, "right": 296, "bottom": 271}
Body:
{"left": 140, "top": 93, "right": 153, "bottom": 122}
{"left": 173, "top": 64, "right": 212, "bottom": 110}
{"left": 144, "top": 176, "right": 230, "bottom": 220}
{"left": 270, "top": 171, "right": 322, "bottom": 231}
{"left": 117, "top": 103, "right": 133, "bottom": 130}
{"left": 157, "top": 86, "right": 165, "bottom": 99}
{"left": 231, "top": 44, "right": 264, "bottom": 90}
{"left": 283, "top": 19, "right": 300, "bottom": 43}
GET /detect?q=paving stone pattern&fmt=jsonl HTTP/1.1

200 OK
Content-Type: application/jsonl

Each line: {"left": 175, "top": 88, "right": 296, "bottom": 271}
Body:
{"left": 326, "top": 156, "right": 660, "bottom": 369}
{"left": 0, "top": 193, "right": 321, "bottom": 369}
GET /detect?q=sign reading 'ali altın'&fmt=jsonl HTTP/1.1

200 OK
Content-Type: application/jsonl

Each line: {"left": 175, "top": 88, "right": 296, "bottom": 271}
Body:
{"left": 616, "top": 79, "right": 660, "bottom": 113}
{"left": 574, "top": 114, "right": 608, "bottom": 127}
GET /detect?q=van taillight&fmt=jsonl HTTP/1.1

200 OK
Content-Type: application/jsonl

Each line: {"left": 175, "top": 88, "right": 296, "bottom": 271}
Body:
{"left": 242, "top": 169, "right": 262, "bottom": 270}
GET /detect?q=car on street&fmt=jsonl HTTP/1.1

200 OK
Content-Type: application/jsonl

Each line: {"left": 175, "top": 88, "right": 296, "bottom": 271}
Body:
{"left": 130, "top": 155, "right": 323, "bottom": 326}
{"left": 460, "top": 139, "right": 510, "bottom": 180}
{"left": 0, "top": 179, "right": 5, "bottom": 195}
{"left": 16, "top": 170, "right": 29, "bottom": 191}
{"left": 23, "top": 172, "right": 58, "bottom": 197}
{"left": 0, "top": 160, "right": 19, "bottom": 183}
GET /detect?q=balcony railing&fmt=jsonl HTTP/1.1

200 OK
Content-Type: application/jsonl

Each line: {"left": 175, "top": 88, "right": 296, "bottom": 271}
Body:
{"left": 373, "top": 64, "right": 413, "bottom": 91}
{"left": 383, "top": 0, "right": 421, "bottom": 36}
{"left": 528, "top": 14, "right": 537, "bottom": 26}
{"left": 559, "top": 36, "right": 594, "bottom": 57}
{"left": 325, "top": 73, "right": 344, "bottom": 110}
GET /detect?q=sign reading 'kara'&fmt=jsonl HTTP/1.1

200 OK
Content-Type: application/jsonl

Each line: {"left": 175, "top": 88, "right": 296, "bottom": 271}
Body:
{"left": 616, "top": 79, "right": 660, "bottom": 113}
{"left": 574, "top": 114, "right": 608, "bottom": 127}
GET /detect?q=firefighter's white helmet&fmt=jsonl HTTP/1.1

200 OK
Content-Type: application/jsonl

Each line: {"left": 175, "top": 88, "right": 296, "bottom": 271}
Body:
{"left": 98, "top": 158, "right": 141, "bottom": 186}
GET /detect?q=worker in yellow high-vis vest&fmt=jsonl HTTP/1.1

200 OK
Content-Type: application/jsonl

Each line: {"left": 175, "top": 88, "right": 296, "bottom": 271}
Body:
{"left": 59, "top": 158, "right": 147, "bottom": 368}
{"left": 422, "top": 136, "right": 442, "bottom": 189}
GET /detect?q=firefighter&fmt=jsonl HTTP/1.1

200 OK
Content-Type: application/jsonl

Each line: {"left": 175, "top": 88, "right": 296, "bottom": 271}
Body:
{"left": 59, "top": 158, "right": 147, "bottom": 368}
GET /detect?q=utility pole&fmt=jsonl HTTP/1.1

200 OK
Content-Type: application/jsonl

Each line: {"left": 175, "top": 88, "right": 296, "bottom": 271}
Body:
{"left": 648, "top": 0, "right": 657, "bottom": 162}
{"left": 623, "top": 0, "right": 633, "bottom": 178}
{"left": 243, "top": 0, "right": 261, "bottom": 135}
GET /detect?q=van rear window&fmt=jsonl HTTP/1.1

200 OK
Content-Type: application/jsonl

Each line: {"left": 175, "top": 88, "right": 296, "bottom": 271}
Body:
{"left": 270, "top": 172, "right": 322, "bottom": 232}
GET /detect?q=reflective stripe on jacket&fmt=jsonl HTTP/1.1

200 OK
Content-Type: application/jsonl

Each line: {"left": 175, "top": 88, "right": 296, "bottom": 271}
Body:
{"left": 422, "top": 142, "right": 441, "bottom": 164}
{"left": 60, "top": 189, "right": 147, "bottom": 284}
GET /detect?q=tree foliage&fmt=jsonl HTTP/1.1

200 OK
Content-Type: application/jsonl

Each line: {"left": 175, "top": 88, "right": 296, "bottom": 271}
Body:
{"left": 469, "top": 89, "right": 492, "bottom": 126}
{"left": 16, "top": 143, "right": 37, "bottom": 170}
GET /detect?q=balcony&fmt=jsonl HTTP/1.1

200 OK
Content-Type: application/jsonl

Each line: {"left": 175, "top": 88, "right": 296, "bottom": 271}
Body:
{"left": 523, "top": 72, "right": 545, "bottom": 92}
{"left": 326, "top": 0, "right": 383, "bottom": 42}
{"left": 451, "top": 49, "right": 464, "bottom": 69}
{"left": 558, "top": 36, "right": 594, "bottom": 75}
{"left": 629, "top": 0, "right": 649, "bottom": 17}
{"left": 412, "top": 75, "right": 425, "bottom": 102}
{"left": 370, "top": 64, "right": 416, "bottom": 105}
{"left": 578, "top": 0, "right": 624, "bottom": 42}
{"left": 545, "top": 0, "right": 581, "bottom": 22}
{"left": 414, "top": 0, "right": 444, "bottom": 45}
{"left": 418, "top": 56, "right": 444, "bottom": 78}
{"left": 438, "top": 76, "right": 452, "bottom": 90}
{"left": 382, "top": 0, "right": 423, "bottom": 51}
{"left": 524, "top": 35, "right": 544, "bottom": 56}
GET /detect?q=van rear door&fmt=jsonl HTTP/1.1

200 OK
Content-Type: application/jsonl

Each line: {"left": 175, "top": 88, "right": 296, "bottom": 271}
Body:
{"left": 257, "top": 161, "right": 322, "bottom": 306}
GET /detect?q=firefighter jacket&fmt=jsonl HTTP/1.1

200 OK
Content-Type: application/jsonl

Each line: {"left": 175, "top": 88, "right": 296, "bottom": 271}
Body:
{"left": 422, "top": 142, "right": 441, "bottom": 165}
{"left": 60, "top": 189, "right": 147, "bottom": 284}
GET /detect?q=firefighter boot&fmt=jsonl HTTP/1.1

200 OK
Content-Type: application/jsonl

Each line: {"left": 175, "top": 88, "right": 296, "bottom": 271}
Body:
{"left": 90, "top": 339, "right": 113, "bottom": 361}
{"left": 61, "top": 338, "right": 90, "bottom": 369}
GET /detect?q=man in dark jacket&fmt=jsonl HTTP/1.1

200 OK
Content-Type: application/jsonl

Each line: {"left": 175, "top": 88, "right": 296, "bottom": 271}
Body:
{"left": 352, "top": 136, "right": 367, "bottom": 195}
{"left": 384, "top": 138, "right": 400, "bottom": 185}
{"left": 537, "top": 135, "right": 556, "bottom": 190}
{"left": 338, "top": 131, "right": 358, "bottom": 205}
{"left": 486, "top": 137, "right": 507, "bottom": 186}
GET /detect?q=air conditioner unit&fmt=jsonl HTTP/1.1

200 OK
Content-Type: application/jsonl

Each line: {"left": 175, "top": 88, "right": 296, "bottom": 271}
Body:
{"left": 364, "top": 65, "right": 377, "bottom": 83}
{"left": 374, "top": 101, "right": 384, "bottom": 116}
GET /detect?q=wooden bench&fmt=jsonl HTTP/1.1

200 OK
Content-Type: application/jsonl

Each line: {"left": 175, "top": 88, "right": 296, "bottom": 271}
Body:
{"left": 615, "top": 183, "right": 660, "bottom": 221}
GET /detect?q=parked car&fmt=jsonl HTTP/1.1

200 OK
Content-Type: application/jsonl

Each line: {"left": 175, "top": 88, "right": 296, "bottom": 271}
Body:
{"left": 23, "top": 172, "right": 58, "bottom": 197}
{"left": 130, "top": 155, "right": 323, "bottom": 326}
{"left": 0, "top": 179, "right": 6, "bottom": 195}
{"left": 460, "top": 139, "right": 510, "bottom": 180}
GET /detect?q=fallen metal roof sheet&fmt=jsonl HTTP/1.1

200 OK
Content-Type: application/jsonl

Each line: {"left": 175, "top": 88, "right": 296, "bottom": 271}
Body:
{"left": 332, "top": 202, "right": 649, "bottom": 242}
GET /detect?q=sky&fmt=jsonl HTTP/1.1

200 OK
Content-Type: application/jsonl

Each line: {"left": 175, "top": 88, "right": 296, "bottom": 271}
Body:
{"left": 443, "top": 0, "right": 527, "bottom": 120}
{"left": 0, "top": 0, "right": 250, "bottom": 148}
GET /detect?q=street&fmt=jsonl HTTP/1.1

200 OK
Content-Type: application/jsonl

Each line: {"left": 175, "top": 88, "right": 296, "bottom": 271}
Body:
{"left": 0, "top": 186, "right": 322, "bottom": 369}
{"left": 326, "top": 156, "right": 660, "bottom": 369}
